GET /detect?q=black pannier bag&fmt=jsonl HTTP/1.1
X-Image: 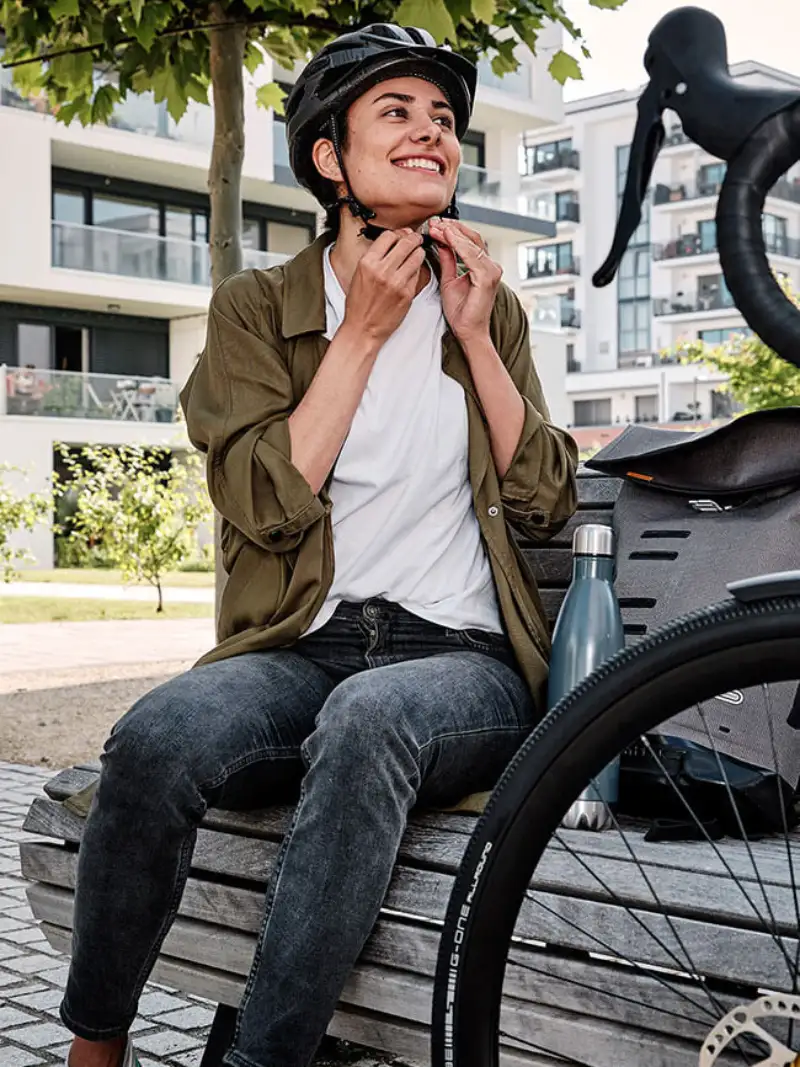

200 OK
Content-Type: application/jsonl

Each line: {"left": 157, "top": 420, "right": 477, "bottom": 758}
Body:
{"left": 586, "top": 408, "right": 800, "bottom": 839}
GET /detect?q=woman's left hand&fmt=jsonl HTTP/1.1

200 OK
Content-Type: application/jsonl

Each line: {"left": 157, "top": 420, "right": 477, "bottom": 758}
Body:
{"left": 428, "top": 218, "right": 502, "bottom": 346}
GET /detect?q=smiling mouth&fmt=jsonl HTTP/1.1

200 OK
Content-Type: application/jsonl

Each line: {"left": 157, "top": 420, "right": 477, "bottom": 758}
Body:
{"left": 392, "top": 157, "right": 445, "bottom": 176}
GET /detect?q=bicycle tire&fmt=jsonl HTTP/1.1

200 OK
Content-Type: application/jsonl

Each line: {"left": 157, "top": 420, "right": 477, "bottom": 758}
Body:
{"left": 431, "top": 594, "right": 800, "bottom": 1067}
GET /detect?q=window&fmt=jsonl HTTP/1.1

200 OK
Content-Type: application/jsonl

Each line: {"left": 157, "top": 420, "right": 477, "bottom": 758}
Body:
{"left": 616, "top": 145, "right": 650, "bottom": 244}
{"left": 460, "top": 131, "right": 486, "bottom": 193}
{"left": 526, "top": 138, "right": 575, "bottom": 174}
{"left": 698, "top": 273, "right": 735, "bottom": 310}
{"left": 573, "top": 399, "right": 611, "bottom": 427}
{"left": 635, "top": 395, "right": 658, "bottom": 422}
{"left": 618, "top": 248, "right": 650, "bottom": 300}
{"left": 698, "top": 219, "right": 717, "bottom": 253}
{"left": 555, "top": 190, "right": 579, "bottom": 222}
{"left": 698, "top": 327, "right": 752, "bottom": 344}
{"left": 699, "top": 163, "right": 725, "bottom": 195}
{"left": 763, "top": 213, "right": 788, "bottom": 254}
{"left": 526, "top": 242, "right": 574, "bottom": 278}
{"left": 92, "top": 195, "right": 160, "bottom": 234}
{"left": 619, "top": 300, "right": 651, "bottom": 355}
{"left": 53, "top": 189, "right": 86, "bottom": 225}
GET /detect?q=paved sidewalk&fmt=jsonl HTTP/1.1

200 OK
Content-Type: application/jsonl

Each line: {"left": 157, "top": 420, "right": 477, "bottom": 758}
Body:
{"left": 0, "top": 620, "right": 215, "bottom": 676}
{"left": 2, "top": 583, "right": 214, "bottom": 604}
{"left": 0, "top": 762, "right": 218, "bottom": 1067}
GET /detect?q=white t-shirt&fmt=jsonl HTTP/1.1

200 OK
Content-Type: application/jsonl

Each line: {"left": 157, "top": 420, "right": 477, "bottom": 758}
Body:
{"left": 304, "top": 245, "right": 502, "bottom": 636}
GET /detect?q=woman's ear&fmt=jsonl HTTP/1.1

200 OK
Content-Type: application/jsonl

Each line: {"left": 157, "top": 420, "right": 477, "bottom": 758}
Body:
{"left": 312, "top": 138, "right": 343, "bottom": 184}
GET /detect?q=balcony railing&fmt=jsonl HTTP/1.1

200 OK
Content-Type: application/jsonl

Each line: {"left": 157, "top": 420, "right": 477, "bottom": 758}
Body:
{"left": 1, "top": 365, "right": 180, "bottom": 422}
{"left": 458, "top": 164, "right": 547, "bottom": 220}
{"left": 654, "top": 231, "right": 800, "bottom": 261}
{"left": 524, "top": 148, "right": 581, "bottom": 176}
{"left": 653, "top": 292, "right": 737, "bottom": 316}
{"left": 654, "top": 174, "right": 800, "bottom": 206}
{"left": 530, "top": 297, "right": 581, "bottom": 331}
{"left": 52, "top": 221, "right": 288, "bottom": 285}
{"left": 525, "top": 256, "right": 580, "bottom": 281}
{"left": 527, "top": 193, "right": 581, "bottom": 225}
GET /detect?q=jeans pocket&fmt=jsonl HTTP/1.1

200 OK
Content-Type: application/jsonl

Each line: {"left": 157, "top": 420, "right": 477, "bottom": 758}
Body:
{"left": 455, "top": 628, "right": 510, "bottom": 655}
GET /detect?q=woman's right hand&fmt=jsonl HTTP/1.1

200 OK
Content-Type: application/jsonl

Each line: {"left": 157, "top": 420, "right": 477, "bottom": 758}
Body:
{"left": 341, "top": 229, "right": 426, "bottom": 347}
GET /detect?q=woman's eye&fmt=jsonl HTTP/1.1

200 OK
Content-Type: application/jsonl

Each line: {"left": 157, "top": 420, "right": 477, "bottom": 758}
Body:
{"left": 435, "top": 116, "right": 454, "bottom": 128}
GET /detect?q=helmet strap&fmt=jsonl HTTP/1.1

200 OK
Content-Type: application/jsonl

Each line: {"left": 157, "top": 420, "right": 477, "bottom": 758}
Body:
{"left": 328, "top": 114, "right": 376, "bottom": 223}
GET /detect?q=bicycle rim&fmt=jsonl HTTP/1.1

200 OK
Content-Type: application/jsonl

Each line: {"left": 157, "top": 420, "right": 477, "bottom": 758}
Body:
{"left": 432, "top": 595, "right": 800, "bottom": 1067}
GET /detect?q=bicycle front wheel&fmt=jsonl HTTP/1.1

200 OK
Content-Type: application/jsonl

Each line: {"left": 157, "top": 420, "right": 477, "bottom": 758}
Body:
{"left": 432, "top": 594, "right": 800, "bottom": 1067}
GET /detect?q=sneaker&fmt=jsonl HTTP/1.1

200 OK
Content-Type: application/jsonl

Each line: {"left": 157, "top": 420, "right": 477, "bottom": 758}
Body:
{"left": 65, "top": 1038, "right": 140, "bottom": 1067}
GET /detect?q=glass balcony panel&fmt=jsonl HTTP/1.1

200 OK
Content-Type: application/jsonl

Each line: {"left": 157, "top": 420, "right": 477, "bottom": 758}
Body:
{"left": 3, "top": 366, "right": 180, "bottom": 422}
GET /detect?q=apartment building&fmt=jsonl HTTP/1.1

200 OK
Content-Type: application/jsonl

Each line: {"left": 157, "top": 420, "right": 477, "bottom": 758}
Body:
{"left": 1, "top": 30, "right": 565, "bottom": 567}
{"left": 517, "top": 61, "right": 800, "bottom": 440}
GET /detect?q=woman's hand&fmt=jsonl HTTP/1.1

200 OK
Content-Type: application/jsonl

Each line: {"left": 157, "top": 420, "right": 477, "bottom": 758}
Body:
{"left": 428, "top": 218, "right": 502, "bottom": 346}
{"left": 341, "top": 229, "right": 426, "bottom": 348}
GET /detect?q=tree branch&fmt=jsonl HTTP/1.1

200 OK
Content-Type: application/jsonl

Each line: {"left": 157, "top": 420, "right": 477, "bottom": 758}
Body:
{"left": 1, "top": 12, "right": 343, "bottom": 69}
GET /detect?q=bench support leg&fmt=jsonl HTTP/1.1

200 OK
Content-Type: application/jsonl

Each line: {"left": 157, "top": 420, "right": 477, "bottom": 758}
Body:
{"left": 200, "top": 1004, "right": 238, "bottom": 1067}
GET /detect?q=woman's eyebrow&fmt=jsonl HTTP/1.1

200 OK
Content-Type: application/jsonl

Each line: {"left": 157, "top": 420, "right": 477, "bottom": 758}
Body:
{"left": 372, "top": 91, "right": 453, "bottom": 112}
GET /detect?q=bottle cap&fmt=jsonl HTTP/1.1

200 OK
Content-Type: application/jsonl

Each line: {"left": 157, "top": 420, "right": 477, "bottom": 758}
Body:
{"left": 573, "top": 523, "right": 615, "bottom": 558}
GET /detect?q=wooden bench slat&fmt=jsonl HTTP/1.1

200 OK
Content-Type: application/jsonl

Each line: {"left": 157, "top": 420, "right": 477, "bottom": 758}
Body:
{"left": 31, "top": 888, "right": 720, "bottom": 1067}
{"left": 24, "top": 798, "right": 800, "bottom": 911}
{"left": 25, "top": 844, "right": 742, "bottom": 1044}
{"left": 23, "top": 834, "right": 800, "bottom": 990}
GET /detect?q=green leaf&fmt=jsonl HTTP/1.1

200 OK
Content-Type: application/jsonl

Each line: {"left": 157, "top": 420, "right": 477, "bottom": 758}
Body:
{"left": 244, "top": 41, "right": 264, "bottom": 75}
{"left": 470, "top": 0, "right": 496, "bottom": 23}
{"left": 589, "top": 0, "right": 628, "bottom": 8}
{"left": 185, "top": 76, "right": 209, "bottom": 105}
{"left": 91, "top": 83, "right": 118, "bottom": 124}
{"left": 130, "top": 0, "right": 145, "bottom": 23}
{"left": 151, "top": 65, "right": 188, "bottom": 123}
{"left": 256, "top": 81, "right": 286, "bottom": 115}
{"left": 49, "top": 0, "right": 80, "bottom": 18}
{"left": 548, "top": 49, "right": 582, "bottom": 85}
{"left": 395, "top": 0, "right": 457, "bottom": 43}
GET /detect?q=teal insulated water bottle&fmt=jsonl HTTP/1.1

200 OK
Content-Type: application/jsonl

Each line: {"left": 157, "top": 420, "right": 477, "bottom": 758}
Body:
{"left": 549, "top": 524, "right": 625, "bottom": 831}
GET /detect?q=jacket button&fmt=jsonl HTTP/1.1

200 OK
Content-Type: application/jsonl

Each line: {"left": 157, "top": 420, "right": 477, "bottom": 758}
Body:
{"left": 268, "top": 530, "right": 283, "bottom": 542}
{"left": 488, "top": 505, "right": 499, "bottom": 517}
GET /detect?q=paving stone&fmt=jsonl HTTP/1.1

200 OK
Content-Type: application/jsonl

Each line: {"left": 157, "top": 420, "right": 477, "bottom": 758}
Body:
{"left": 135, "top": 1030, "right": 204, "bottom": 1057}
{"left": 0, "top": 968, "right": 27, "bottom": 987}
{"left": 169, "top": 1052, "right": 205, "bottom": 1067}
{"left": 0, "top": 1045, "right": 46, "bottom": 1067}
{"left": 4, "top": 905, "right": 37, "bottom": 921}
{"left": 38, "top": 964, "right": 70, "bottom": 988}
{"left": 10, "top": 989, "right": 64, "bottom": 1011}
{"left": 151, "top": 1005, "right": 216, "bottom": 1031}
{"left": 0, "top": 940, "right": 28, "bottom": 960}
{"left": 3, "top": 1021, "right": 71, "bottom": 1048}
{"left": 0, "top": 1005, "right": 39, "bottom": 1029}
{"left": 3, "top": 983, "right": 49, "bottom": 998}
{"left": 3, "top": 953, "right": 68, "bottom": 975}
{"left": 137, "top": 993, "right": 191, "bottom": 1017}
{"left": 129, "top": 1019, "right": 159, "bottom": 1035}
{"left": 2, "top": 928, "right": 48, "bottom": 946}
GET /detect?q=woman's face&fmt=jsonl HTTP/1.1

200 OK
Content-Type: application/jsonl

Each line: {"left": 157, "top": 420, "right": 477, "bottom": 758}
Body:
{"left": 317, "top": 75, "right": 462, "bottom": 229}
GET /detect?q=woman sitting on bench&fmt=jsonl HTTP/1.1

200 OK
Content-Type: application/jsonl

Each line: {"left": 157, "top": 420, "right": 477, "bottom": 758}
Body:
{"left": 61, "top": 24, "right": 577, "bottom": 1067}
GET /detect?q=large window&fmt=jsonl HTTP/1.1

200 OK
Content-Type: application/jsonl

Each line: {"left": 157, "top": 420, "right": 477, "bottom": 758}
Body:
{"left": 93, "top": 195, "right": 160, "bottom": 235}
{"left": 635, "top": 395, "right": 658, "bottom": 422}
{"left": 616, "top": 145, "right": 651, "bottom": 360}
{"left": 699, "top": 162, "right": 726, "bottom": 195}
{"left": 573, "top": 398, "right": 611, "bottom": 427}
{"left": 698, "top": 219, "right": 717, "bottom": 253}
{"left": 525, "top": 138, "right": 577, "bottom": 174}
{"left": 698, "top": 273, "right": 735, "bottom": 310}
{"left": 526, "top": 242, "right": 575, "bottom": 278}
{"left": 763, "top": 213, "right": 788, "bottom": 253}
{"left": 698, "top": 326, "right": 752, "bottom": 344}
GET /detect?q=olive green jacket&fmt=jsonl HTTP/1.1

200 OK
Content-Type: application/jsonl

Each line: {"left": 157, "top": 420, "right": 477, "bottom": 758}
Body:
{"left": 180, "top": 234, "right": 579, "bottom": 711}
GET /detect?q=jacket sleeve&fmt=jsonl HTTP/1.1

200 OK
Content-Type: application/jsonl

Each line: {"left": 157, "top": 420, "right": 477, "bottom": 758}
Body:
{"left": 180, "top": 271, "right": 328, "bottom": 554}
{"left": 493, "top": 285, "right": 579, "bottom": 541}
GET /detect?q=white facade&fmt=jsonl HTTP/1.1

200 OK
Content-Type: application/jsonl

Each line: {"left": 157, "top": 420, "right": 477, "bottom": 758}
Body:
{"left": 518, "top": 61, "right": 800, "bottom": 432}
{"left": 0, "top": 33, "right": 565, "bottom": 567}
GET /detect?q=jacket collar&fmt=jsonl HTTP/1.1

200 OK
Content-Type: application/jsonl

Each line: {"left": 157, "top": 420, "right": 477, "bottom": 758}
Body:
{"left": 281, "top": 233, "right": 332, "bottom": 339}
{"left": 280, "top": 231, "right": 445, "bottom": 340}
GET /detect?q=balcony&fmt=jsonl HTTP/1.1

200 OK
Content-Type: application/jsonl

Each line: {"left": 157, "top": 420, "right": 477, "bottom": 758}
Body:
{"left": 1, "top": 61, "right": 214, "bottom": 146}
{"left": 524, "top": 148, "right": 581, "bottom": 176}
{"left": 529, "top": 296, "right": 581, "bottom": 332}
{"left": 2, "top": 365, "right": 180, "bottom": 423}
{"left": 527, "top": 192, "right": 581, "bottom": 227}
{"left": 52, "top": 221, "right": 289, "bottom": 286}
{"left": 663, "top": 124, "right": 692, "bottom": 148}
{"left": 654, "top": 231, "right": 800, "bottom": 261}
{"left": 654, "top": 292, "right": 737, "bottom": 317}
{"left": 654, "top": 174, "right": 800, "bottom": 207}
{"left": 524, "top": 256, "right": 581, "bottom": 284}
{"left": 456, "top": 164, "right": 555, "bottom": 236}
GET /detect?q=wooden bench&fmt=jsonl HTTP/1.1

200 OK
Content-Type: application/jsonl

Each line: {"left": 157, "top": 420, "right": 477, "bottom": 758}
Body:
{"left": 19, "top": 470, "right": 799, "bottom": 1066}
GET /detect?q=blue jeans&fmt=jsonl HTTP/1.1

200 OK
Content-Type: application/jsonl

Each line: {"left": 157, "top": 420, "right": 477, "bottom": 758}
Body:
{"left": 61, "top": 599, "right": 535, "bottom": 1067}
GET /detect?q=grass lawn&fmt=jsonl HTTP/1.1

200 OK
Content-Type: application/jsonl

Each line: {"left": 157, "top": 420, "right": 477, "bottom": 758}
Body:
{"left": 0, "top": 597, "right": 214, "bottom": 624}
{"left": 15, "top": 568, "right": 214, "bottom": 588}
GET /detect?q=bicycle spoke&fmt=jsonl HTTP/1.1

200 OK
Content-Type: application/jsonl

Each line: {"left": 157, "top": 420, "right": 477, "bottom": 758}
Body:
{"left": 695, "top": 705, "right": 799, "bottom": 984}
{"left": 523, "top": 888, "right": 719, "bottom": 1024}
{"left": 543, "top": 824, "right": 730, "bottom": 1021}
{"left": 497, "top": 1027, "right": 597, "bottom": 1066}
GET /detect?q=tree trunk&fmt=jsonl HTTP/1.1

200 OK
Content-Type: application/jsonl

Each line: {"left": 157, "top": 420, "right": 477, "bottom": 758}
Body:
{"left": 208, "top": 5, "right": 246, "bottom": 630}
{"left": 208, "top": 3, "right": 246, "bottom": 289}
